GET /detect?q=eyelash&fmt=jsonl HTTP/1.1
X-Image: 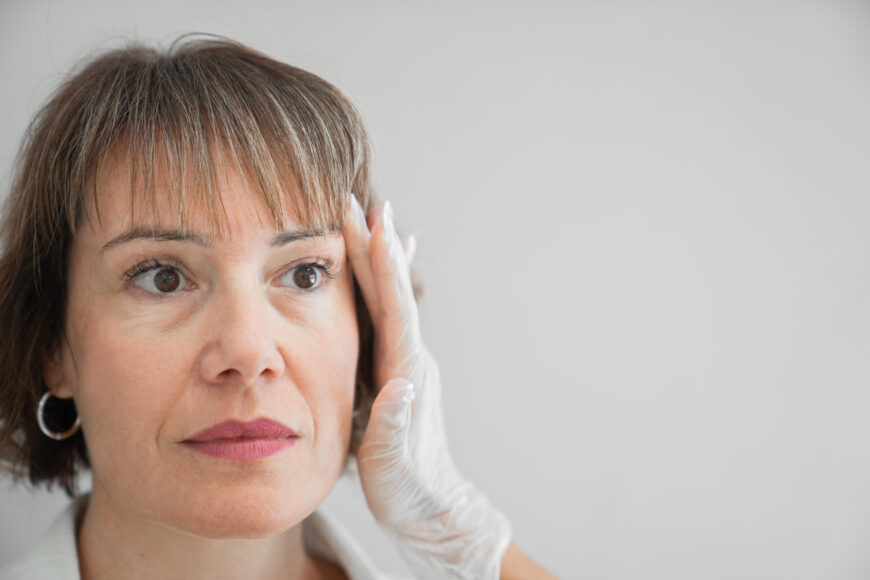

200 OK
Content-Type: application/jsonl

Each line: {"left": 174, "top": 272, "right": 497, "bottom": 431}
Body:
{"left": 121, "top": 258, "right": 185, "bottom": 284}
{"left": 121, "top": 257, "right": 340, "bottom": 295}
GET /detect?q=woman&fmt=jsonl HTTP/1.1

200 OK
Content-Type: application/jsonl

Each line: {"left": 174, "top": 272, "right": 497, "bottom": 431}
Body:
{"left": 0, "top": 36, "right": 555, "bottom": 578}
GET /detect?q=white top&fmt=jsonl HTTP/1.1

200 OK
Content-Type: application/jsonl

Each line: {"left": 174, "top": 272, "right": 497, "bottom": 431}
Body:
{"left": 0, "top": 495, "right": 404, "bottom": 579}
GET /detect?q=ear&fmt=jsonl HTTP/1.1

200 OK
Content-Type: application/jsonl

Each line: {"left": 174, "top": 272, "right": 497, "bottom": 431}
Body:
{"left": 43, "top": 341, "right": 74, "bottom": 399}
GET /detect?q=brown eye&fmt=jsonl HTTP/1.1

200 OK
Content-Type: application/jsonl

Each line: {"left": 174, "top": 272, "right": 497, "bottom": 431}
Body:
{"left": 131, "top": 264, "right": 188, "bottom": 295}
{"left": 154, "top": 268, "right": 181, "bottom": 292}
{"left": 292, "top": 265, "right": 319, "bottom": 289}
{"left": 281, "top": 262, "right": 329, "bottom": 291}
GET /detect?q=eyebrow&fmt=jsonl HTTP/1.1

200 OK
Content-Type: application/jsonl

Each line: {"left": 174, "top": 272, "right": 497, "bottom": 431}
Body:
{"left": 100, "top": 225, "right": 334, "bottom": 253}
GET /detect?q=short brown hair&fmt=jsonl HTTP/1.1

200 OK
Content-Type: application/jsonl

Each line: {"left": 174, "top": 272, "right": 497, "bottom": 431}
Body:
{"left": 0, "top": 35, "right": 395, "bottom": 495}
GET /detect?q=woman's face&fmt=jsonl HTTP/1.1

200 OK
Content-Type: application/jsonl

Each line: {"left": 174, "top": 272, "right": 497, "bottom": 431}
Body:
{"left": 46, "top": 157, "right": 359, "bottom": 538}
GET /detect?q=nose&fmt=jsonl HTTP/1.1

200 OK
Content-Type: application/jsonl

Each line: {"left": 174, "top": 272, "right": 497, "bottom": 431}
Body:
{"left": 198, "top": 281, "right": 286, "bottom": 387}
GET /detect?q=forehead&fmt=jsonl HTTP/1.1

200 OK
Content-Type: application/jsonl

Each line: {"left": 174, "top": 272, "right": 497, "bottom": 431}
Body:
{"left": 84, "top": 150, "right": 337, "bottom": 243}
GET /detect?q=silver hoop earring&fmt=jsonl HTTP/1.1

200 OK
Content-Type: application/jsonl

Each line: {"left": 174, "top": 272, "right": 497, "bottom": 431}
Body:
{"left": 36, "top": 391, "right": 81, "bottom": 441}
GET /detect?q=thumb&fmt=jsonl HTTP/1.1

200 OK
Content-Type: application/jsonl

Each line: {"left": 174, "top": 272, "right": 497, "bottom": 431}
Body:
{"left": 365, "top": 378, "right": 416, "bottom": 440}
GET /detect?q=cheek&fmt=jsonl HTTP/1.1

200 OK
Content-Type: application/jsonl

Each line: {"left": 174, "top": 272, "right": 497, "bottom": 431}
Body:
{"left": 74, "top": 309, "right": 190, "bottom": 405}
{"left": 68, "top": 314, "right": 193, "bottom": 475}
{"left": 274, "top": 274, "right": 360, "bottom": 460}
{"left": 63, "top": 270, "right": 193, "bottom": 425}
{"left": 292, "top": 293, "right": 360, "bottom": 438}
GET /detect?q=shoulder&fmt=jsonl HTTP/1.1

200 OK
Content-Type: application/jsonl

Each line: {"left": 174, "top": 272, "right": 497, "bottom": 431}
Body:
{"left": 0, "top": 496, "right": 84, "bottom": 580}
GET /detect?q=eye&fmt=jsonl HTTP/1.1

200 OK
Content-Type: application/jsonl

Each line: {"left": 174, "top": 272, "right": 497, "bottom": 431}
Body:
{"left": 279, "top": 259, "right": 338, "bottom": 292}
{"left": 124, "top": 259, "right": 189, "bottom": 295}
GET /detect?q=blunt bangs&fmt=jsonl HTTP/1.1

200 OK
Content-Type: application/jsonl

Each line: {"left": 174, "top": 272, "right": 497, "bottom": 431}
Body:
{"left": 60, "top": 36, "right": 371, "bottom": 237}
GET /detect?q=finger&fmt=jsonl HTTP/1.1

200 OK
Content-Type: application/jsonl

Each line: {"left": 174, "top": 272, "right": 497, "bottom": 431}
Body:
{"left": 374, "top": 377, "right": 416, "bottom": 407}
{"left": 403, "top": 234, "right": 417, "bottom": 265}
{"left": 343, "top": 195, "right": 381, "bottom": 319}
{"left": 371, "top": 201, "right": 414, "bottom": 267}
{"left": 367, "top": 200, "right": 385, "bottom": 231}
{"left": 370, "top": 200, "right": 421, "bottom": 348}
{"left": 368, "top": 378, "right": 415, "bottom": 439}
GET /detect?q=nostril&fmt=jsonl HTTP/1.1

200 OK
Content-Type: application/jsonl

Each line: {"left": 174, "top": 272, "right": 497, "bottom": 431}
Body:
{"left": 197, "top": 333, "right": 285, "bottom": 386}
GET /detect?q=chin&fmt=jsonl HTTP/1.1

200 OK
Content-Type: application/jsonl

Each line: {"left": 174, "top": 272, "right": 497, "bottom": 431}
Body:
{"left": 159, "top": 481, "right": 327, "bottom": 540}
{"left": 192, "top": 505, "right": 309, "bottom": 539}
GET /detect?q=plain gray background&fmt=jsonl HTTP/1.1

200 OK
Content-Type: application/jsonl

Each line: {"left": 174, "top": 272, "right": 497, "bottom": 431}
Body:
{"left": 2, "top": 1, "right": 870, "bottom": 578}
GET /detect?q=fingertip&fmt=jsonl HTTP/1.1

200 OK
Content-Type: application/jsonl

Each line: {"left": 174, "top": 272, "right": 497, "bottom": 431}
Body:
{"left": 380, "top": 377, "right": 414, "bottom": 399}
{"left": 384, "top": 376, "right": 412, "bottom": 389}
{"left": 404, "top": 233, "right": 417, "bottom": 264}
{"left": 368, "top": 200, "right": 386, "bottom": 231}
{"left": 382, "top": 200, "right": 394, "bottom": 230}
{"left": 345, "top": 194, "right": 366, "bottom": 229}
{"left": 401, "top": 384, "right": 416, "bottom": 405}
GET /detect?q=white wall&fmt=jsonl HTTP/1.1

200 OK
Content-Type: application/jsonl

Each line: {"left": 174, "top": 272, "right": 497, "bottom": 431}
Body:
{"left": 2, "top": 1, "right": 870, "bottom": 578}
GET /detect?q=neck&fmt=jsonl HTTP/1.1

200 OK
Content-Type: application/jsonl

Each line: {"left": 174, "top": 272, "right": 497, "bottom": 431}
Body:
{"left": 77, "top": 488, "right": 331, "bottom": 580}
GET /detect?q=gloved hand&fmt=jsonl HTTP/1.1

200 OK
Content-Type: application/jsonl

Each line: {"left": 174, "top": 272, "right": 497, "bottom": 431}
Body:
{"left": 343, "top": 195, "right": 512, "bottom": 580}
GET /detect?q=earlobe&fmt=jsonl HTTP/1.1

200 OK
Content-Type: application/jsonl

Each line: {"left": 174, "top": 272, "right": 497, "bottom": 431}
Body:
{"left": 43, "top": 343, "right": 74, "bottom": 399}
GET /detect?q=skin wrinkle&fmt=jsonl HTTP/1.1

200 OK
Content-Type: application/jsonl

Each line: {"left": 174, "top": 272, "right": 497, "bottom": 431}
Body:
{"left": 99, "top": 225, "right": 337, "bottom": 254}
{"left": 49, "top": 156, "right": 359, "bottom": 579}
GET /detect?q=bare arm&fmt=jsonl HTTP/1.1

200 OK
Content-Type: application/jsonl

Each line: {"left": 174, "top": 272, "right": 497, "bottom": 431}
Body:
{"left": 501, "top": 544, "right": 559, "bottom": 580}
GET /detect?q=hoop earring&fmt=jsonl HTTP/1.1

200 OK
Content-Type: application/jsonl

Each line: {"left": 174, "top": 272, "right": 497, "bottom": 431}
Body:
{"left": 36, "top": 391, "right": 81, "bottom": 441}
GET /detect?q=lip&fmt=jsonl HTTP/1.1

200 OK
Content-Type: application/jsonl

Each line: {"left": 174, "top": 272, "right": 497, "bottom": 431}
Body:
{"left": 182, "top": 419, "right": 298, "bottom": 461}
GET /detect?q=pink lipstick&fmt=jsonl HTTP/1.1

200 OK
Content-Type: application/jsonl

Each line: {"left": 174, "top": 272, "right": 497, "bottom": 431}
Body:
{"left": 182, "top": 419, "right": 298, "bottom": 460}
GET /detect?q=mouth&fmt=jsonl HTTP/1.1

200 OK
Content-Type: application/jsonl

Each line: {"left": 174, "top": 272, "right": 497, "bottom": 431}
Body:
{"left": 182, "top": 419, "right": 299, "bottom": 461}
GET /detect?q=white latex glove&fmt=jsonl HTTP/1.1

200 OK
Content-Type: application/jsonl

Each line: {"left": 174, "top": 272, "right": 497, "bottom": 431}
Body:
{"left": 343, "top": 195, "right": 512, "bottom": 580}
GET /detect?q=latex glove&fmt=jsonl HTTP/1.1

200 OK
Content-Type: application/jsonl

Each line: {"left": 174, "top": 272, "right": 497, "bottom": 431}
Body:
{"left": 343, "top": 196, "right": 512, "bottom": 580}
